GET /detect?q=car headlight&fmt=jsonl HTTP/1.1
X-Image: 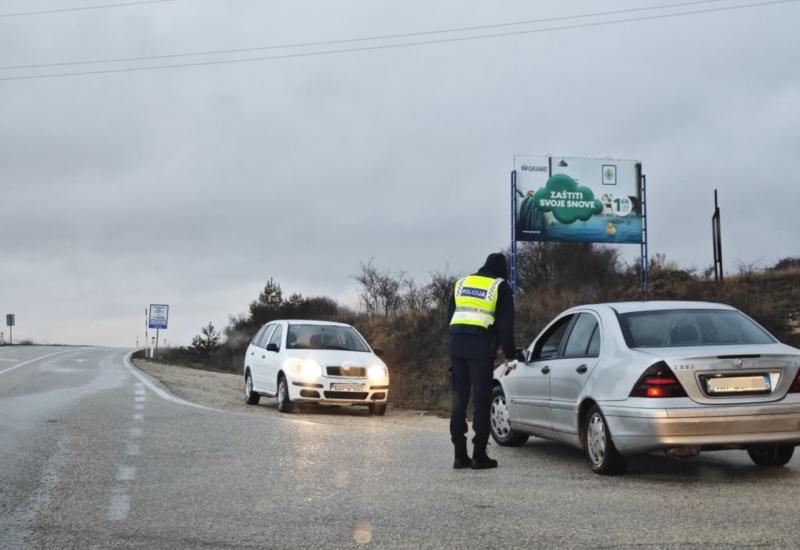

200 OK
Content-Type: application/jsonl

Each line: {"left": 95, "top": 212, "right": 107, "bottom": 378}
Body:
{"left": 368, "top": 365, "right": 386, "bottom": 382}
{"left": 300, "top": 359, "right": 323, "bottom": 379}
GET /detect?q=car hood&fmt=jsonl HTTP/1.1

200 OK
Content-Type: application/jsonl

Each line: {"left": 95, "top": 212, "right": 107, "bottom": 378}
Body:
{"left": 285, "top": 349, "right": 383, "bottom": 368}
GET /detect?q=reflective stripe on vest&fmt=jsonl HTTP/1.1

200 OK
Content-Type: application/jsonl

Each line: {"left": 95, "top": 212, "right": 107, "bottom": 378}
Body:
{"left": 449, "top": 275, "right": 502, "bottom": 329}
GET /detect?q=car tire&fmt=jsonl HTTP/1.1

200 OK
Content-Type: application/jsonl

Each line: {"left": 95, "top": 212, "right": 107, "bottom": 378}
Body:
{"left": 244, "top": 371, "right": 260, "bottom": 405}
{"left": 583, "top": 404, "right": 628, "bottom": 475}
{"left": 276, "top": 374, "right": 294, "bottom": 413}
{"left": 369, "top": 403, "right": 387, "bottom": 416}
{"left": 747, "top": 445, "right": 795, "bottom": 467}
{"left": 489, "top": 386, "right": 529, "bottom": 447}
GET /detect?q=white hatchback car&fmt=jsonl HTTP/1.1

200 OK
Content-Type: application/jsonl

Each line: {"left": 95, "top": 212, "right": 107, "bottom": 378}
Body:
{"left": 243, "top": 320, "right": 390, "bottom": 415}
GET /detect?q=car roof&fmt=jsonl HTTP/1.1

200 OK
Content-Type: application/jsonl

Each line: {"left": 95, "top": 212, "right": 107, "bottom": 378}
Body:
{"left": 576, "top": 301, "right": 737, "bottom": 315}
{"left": 270, "top": 319, "right": 352, "bottom": 327}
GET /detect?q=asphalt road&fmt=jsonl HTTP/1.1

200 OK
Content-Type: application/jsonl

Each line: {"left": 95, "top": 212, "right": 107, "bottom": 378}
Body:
{"left": 2, "top": 346, "right": 800, "bottom": 549}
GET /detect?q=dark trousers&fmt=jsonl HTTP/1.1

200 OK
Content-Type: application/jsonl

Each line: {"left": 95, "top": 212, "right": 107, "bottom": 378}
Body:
{"left": 449, "top": 355, "right": 493, "bottom": 453}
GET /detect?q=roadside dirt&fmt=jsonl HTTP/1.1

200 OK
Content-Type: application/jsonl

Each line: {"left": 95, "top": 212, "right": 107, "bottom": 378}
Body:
{"left": 132, "top": 358, "right": 447, "bottom": 432}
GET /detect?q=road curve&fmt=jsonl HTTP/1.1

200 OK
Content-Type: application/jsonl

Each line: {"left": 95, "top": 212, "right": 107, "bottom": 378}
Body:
{"left": 1, "top": 346, "right": 799, "bottom": 549}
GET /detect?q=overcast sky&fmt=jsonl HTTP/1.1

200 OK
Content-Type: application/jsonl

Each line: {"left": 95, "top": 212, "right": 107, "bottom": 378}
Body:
{"left": 1, "top": 0, "right": 798, "bottom": 347}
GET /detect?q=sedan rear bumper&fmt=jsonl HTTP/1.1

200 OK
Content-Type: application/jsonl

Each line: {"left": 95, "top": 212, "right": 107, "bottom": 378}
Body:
{"left": 602, "top": 401, "right": 800, "bottom": 455}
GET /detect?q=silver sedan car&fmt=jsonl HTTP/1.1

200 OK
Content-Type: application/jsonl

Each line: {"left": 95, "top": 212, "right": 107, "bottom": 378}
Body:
{"left": 490, "top": 301, "right": 800, "bottom": 475}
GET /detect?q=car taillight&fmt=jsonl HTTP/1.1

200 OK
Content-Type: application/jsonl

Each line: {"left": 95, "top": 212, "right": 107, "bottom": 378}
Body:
{"left": 789, "top": 370, "right": 800, "bottom": 393}
{"left": 630, "top": 361, "right": 687, "bottom": 398}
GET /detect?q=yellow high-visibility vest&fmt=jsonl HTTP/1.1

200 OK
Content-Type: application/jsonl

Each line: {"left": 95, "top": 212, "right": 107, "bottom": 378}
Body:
{"left": 449, "top": 275, "right": 502, "bottom": 329}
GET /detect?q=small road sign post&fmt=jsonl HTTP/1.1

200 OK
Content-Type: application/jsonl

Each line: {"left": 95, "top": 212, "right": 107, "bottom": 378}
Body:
{"left": 148, "top": 305, "right": 169, "bottom": 359}
{"left": 6, "top": 314, "right": 15, "bottom": 345}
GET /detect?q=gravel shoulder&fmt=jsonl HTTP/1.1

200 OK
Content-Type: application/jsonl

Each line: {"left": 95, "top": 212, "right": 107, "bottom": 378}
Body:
{"left": 132, "top": 358, "right": 447, "bottom": 432}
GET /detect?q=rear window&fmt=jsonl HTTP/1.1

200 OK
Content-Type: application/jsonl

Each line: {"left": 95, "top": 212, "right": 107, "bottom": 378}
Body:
{"left": 618, "top": 309, "right": 776, "bottom": 348}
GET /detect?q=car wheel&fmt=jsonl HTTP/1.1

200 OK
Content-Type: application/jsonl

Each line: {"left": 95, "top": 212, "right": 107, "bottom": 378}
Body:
{"left": 747, "top": 445, "right": 795, "bottom": 467}
{"left": 489, "top": 386, "right": 529, "bottom": 447}
{"left": 244, "top": 371, "right": 260, "bottom": 405}
{"left": 369, "top": 403, "right": 387, "bottom": 416}
{"left": 276, "top": 375, "right": 294, "bottom": 413}
{"left": 584, "top": 404, "right": 628, "bottom": 475}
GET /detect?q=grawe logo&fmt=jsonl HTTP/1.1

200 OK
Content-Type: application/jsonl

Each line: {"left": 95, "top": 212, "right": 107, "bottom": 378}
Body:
{"left": 521, "top": 165, "right": 547, "bottom": 172}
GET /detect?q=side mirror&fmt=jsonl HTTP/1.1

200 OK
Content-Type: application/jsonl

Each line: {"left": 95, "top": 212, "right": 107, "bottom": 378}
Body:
{"left": 373, "top": 348, "right": 384, "bottom": 357}
{"left": 266, "top": 343, "right": 279, "bottom": 352}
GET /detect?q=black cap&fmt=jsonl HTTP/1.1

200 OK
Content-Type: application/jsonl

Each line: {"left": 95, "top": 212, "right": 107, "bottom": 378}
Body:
{"left": 479, "top": 253, "right": 508, "bottom": 279}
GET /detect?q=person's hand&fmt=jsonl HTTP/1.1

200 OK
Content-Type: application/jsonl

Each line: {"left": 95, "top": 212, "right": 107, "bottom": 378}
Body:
{"left": 503, "top": 360, "right": 517, "bottom": 376}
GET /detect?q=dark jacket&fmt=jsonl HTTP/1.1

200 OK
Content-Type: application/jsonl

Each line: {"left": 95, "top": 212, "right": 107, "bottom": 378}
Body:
{"left": 447, "top": 253, "right": 516, "bottom": 360}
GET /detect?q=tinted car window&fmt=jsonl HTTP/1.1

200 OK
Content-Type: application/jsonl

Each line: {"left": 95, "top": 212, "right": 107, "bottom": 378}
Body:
{"left": 586, "top": 326, "right": 601, "bottom": 357}
{"left": 251, "top": 325, "right": 267, "bottom": 346}
{"left": 564, "top": 314, "right": 599, "bottom": 357}
{"left": 267, "top": 325, "right": 283, "bottom": 350}
{"left": 532, "top": 315, "right": 574, "bottom": 360}
{"left": 619, "top": 309, "right": 776, "bottom": 348}
{"left": 257, "top": 324, "right": 275, "bottom": 348}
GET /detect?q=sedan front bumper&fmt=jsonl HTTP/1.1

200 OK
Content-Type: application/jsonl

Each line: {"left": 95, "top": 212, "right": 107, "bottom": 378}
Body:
{"left": 601, "top": 399, "right": 800, "bottom": 455}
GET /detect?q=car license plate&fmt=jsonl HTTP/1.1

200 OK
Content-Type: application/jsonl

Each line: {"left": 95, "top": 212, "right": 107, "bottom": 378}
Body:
{"left": 707, "top": 375, "right": 770, "bottom": 394}
{"left": 332, "top": 383, "right": 364, "bottom": 392}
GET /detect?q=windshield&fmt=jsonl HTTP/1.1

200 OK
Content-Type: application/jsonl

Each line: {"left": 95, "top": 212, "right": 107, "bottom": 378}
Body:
{"left": 618, "top": 309, "right": 776, "bottom": 348}
{"left": 286, "top": 324, "right": 371, "bottom": 352}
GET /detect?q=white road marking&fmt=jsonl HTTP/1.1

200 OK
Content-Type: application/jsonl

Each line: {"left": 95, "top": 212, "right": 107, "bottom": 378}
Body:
{"left": 121, "top": 351, "right": 317, "bottom": 425}
{"left": 125, "top": 442, "right": 140, "bottom": 456}
{"left": 134, "top": 395, "right": 146, "bottom": 403}
{"left": 0, "top": 347, "right": 90, "bottom": 376}
{"left": 129, "top": 427, "right": 143, "bottom": 438}
{"left": 116, "top": 465, "right": 137, "bottom": 481}
{"left": 133, "top": 413, "right": 144, "bottom": 421}
{"left": 106, "top": 494, "right": 130, "bottom": 521}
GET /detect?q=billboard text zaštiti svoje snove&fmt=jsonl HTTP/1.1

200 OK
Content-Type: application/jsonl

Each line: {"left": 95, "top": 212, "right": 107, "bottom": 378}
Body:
{"left": 514, "top": 155, "right": 643, "bottom": 244}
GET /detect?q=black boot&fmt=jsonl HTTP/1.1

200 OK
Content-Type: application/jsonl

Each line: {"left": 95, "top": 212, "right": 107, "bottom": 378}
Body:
{"left": 471, "top": 441, "right": 497, "bottom": 470}
{"left": 453, "top": 440, "right": 471, "bottom": 469}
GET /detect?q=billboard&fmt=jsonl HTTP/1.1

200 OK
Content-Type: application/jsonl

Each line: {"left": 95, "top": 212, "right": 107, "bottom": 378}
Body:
{"left": 514, "top": 155, "right": 643, "bottom": 244}
{"left": 148, "top": 304, "right": 169, "bottom": 330}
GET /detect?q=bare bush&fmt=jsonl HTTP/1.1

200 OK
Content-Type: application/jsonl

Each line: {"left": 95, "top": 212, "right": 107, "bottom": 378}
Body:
{"left": 402, "top": 278, "right": 431, "bottom": 311}
{"left": 354, "top": 258, "right": 405, "bottom": 316}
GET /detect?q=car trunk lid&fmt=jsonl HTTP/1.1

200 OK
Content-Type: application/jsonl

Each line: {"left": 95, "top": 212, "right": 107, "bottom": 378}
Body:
{"left": 652, "top": 346, "right": 800, "bottom": 405}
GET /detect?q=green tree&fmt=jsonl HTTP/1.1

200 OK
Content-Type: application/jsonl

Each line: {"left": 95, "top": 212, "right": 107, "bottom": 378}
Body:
{"left": 191, "top": 322, "right": 222, "bottom": 356}
{"left": 249, "top": 278, "right": 284, "bottom": 325}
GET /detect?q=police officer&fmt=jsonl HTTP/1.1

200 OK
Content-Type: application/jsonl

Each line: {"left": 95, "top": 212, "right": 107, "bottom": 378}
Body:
{"left": 448, "top": 252, "right": 522, "bottom": 469}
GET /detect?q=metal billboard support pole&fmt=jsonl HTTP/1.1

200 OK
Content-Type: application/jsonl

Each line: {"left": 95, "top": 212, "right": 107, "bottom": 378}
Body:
{"left": 145, "top": 307, "right": 149, "bottom": 357}
{"left": 155, "top": 328, "right": 160, "bottom": 359}
{"left": 712, "top": 189, "right": 723, "bottom": 285}
{"left": 640, "top": 174, "right": 649, "bottom": 301}
{"left": 510, "top": 170, "right": 518, "bottom": 297}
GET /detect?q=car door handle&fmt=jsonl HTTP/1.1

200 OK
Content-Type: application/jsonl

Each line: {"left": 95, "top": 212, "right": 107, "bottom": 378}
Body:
{"left": 576, "top": 364, "right": 588, "bottom": 374}
{"left": 541, "top": 366, "right": 551, "bottom": 375}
